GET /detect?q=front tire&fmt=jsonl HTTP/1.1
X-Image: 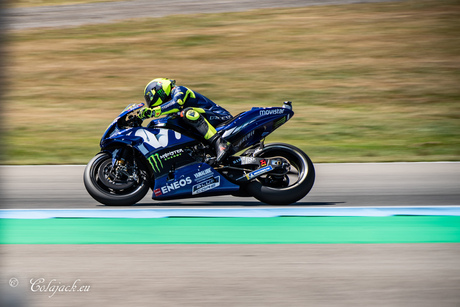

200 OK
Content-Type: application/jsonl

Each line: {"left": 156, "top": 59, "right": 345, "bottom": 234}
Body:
{"left": 243, "top": 143, "right": 315, "bottom": 205}
{"left": 83, "top": 152, "right": 150, "bottom": 206}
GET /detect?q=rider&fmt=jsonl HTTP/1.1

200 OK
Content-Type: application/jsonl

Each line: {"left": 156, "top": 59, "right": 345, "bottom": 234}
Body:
{"left": 138, "top": 78, "right": 233, "bottom": 164}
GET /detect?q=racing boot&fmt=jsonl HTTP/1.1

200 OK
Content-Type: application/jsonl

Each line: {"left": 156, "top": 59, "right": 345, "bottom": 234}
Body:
{"left": 209, "top": 134, "right": 232, "bottom": 164}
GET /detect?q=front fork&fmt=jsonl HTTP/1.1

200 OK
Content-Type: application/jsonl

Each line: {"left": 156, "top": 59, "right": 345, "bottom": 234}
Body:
{"left": 109, "top": 147, "right": 139, "bottom": 183}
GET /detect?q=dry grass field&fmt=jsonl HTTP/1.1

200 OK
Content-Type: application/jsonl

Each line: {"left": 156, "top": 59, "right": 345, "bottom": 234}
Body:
{"left": 3, "top": 0, "right": 459, "bottom": 164}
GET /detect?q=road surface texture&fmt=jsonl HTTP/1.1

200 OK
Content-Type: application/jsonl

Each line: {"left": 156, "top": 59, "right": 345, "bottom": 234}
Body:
{"left": 1, "top": 162, "right": 459, "bottom": 208}
{"left": 1, "top": 244, "right": 460, "bottom": 307}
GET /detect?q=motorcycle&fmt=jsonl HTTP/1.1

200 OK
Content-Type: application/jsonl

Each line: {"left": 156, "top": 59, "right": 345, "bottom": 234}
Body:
{"left": 83, "top": 101, "right": 315, "bottom": 206}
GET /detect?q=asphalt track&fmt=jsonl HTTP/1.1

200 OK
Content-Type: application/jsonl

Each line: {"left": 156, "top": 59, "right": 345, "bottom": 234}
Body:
{"left": 2, "top": 162, "right": 459, "bottom": 208}
{"left": 2, "top": 244, "right": 460, "bottom": 307}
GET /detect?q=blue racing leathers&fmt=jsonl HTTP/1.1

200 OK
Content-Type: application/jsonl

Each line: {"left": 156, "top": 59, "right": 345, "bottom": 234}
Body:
{"left": 158, "top": 86, "right": 232, "bottom": 126}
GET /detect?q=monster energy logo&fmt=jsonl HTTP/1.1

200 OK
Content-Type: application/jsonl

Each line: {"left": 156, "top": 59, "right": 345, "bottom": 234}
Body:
{"left": 148, "top": 153, "right": 163, "bottom": 173}
{"left": 160, "top": 149, "right": 184, "bottom": 161}
{"left": 273, "top": 116, "right": 287, "bottom": 129}
{"left": 147, "top": 149, "right": 184, "bottom": 173}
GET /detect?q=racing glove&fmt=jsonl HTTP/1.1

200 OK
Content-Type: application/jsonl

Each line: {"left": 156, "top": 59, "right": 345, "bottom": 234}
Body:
{"left": 126, "top": 114, "right": 143, "bottom": 126}
{"left": 139, "top": 107, "right": 162, "bottom": 120}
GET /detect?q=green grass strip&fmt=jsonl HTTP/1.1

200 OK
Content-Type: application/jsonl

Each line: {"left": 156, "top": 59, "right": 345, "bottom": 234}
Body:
{"left": 1, "top": 216, "right": 460, "bottom": 244}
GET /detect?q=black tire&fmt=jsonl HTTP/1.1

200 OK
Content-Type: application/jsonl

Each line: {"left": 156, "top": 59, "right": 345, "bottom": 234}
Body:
{"left": 83, "top": 152, "right": 150, "bottom": 206}
{"left": 243, "top": 143, "right": 315, "bottom": 205}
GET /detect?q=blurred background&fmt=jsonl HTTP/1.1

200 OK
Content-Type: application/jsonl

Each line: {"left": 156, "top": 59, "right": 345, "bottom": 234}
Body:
{"left": 1, "top": 2, "right": 460, "bottom": 307}
{"left": 2, "top": 0, "right": 459, "bottom": 165}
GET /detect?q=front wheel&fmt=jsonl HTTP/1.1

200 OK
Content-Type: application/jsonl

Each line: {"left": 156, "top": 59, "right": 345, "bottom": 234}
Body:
{"left": 83, "top": 152, "right": 150, "bottom": 206}
{"left": 243, "top": 143, "right": 315, "bottom": 205}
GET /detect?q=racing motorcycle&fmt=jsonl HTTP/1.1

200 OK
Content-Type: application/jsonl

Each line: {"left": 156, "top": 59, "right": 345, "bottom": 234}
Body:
{"left": 83, "top": 101, "right": 315, "bottom": 206}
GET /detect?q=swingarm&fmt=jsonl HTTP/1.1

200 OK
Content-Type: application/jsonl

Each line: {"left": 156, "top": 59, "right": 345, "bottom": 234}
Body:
{"left": 220, "top": 156, "right": 290, "bottom": 183}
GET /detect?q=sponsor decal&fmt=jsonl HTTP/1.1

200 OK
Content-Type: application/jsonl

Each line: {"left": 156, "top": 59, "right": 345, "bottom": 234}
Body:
{"left": 231, "top": 156, "right": 259, "bottom": 165}
{"left": 241, "top": 156, "right": 257, "bottom": 164}
{"left": 245, "top": 165, "right": 273, "bottom": 180}
{"left": 273, "top": 116, "right": 287, "bottom": 129}
{"left": 134, "top": 129, "right": 183, "bottom": 152}
{"left": 147, "top": 149, "right": 184, "bottom": 173}
{"left": 160, "top": 149, "right": 184, "bottom": 161}
{"left": 123, "top": 103, "right": 144, "bottom": 112}
{"left": 147, "top": 153, "right": 163, "bottom": 173}
{"left": 154, "top": 188, "right": 162, "bottom": 197}
{"left": 192, "top": 176, "right": 221, "bottom": 195}
{"left": 260, "top": 159, "right": 267, "bottom": 167}
{"left": 161, "top": 177, "right": 192, "bottom": 194}
{"left": 194, "top": 167, "right": 213, "bottom": 179}
{"left": 259, "top": 109, "right": 284, "bottom": 116}
{"left": 192, "top": 167, "right": 220, "bottom": 195}
{"left": 209, "top": 115, "right": 232, "bottom": 121}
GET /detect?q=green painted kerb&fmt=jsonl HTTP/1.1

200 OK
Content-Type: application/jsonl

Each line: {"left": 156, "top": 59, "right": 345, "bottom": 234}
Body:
{"left": 1, "top": 216, "right": 460, "bottom": 244}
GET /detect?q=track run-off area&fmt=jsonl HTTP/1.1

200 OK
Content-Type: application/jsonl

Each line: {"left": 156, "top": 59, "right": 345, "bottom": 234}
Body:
{"left": 2, "top": 163, "right": 460, "bottom": 306}
{"left": 1, "top": 162, "right": 459, "bottom": 244}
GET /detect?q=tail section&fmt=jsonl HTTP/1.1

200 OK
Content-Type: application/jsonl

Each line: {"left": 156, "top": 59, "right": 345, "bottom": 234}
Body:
{"left": 218, "top": 101, "right": 294, "bottom": 152}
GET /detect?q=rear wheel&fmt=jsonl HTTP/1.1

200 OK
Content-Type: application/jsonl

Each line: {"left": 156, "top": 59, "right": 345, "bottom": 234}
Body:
{"left": 243, "top": 143, "right": 315, "bottom": 205}
{"left": 83, "top": 152, "right": 150, "bottom": 206}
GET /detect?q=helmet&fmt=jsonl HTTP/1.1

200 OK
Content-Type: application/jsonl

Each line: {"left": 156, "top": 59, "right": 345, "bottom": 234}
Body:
{"left": 143, "top": 78, "right": 176, "bottom": 107}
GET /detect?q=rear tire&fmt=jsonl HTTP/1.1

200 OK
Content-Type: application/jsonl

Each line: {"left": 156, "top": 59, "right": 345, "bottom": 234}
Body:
{"left": 243, "top": 143, "right": 315, "bottom": 205}
{"left": 83, "top": 152, "right": 150, "bottom": 206}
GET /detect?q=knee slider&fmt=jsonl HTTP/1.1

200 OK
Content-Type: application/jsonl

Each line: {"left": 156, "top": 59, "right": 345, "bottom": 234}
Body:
{"left": 184, "top": 108, "right": 201, "bottom": 122}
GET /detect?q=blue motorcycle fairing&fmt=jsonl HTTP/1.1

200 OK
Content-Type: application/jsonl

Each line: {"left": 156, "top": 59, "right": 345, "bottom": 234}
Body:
{"left": 148, "top": 116, "right": 204, "bottom": 140}
{"left": 217, "top": 106, "right": 293, "bottom": 151}
{"left": 101, "top": 126, "right": 199, "bottom": 177}
{"left": 152, "top": 162, "right": 239, "bottom": 200}
{"left": 100, "top": 102, "right": 146, "bottom": 147}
